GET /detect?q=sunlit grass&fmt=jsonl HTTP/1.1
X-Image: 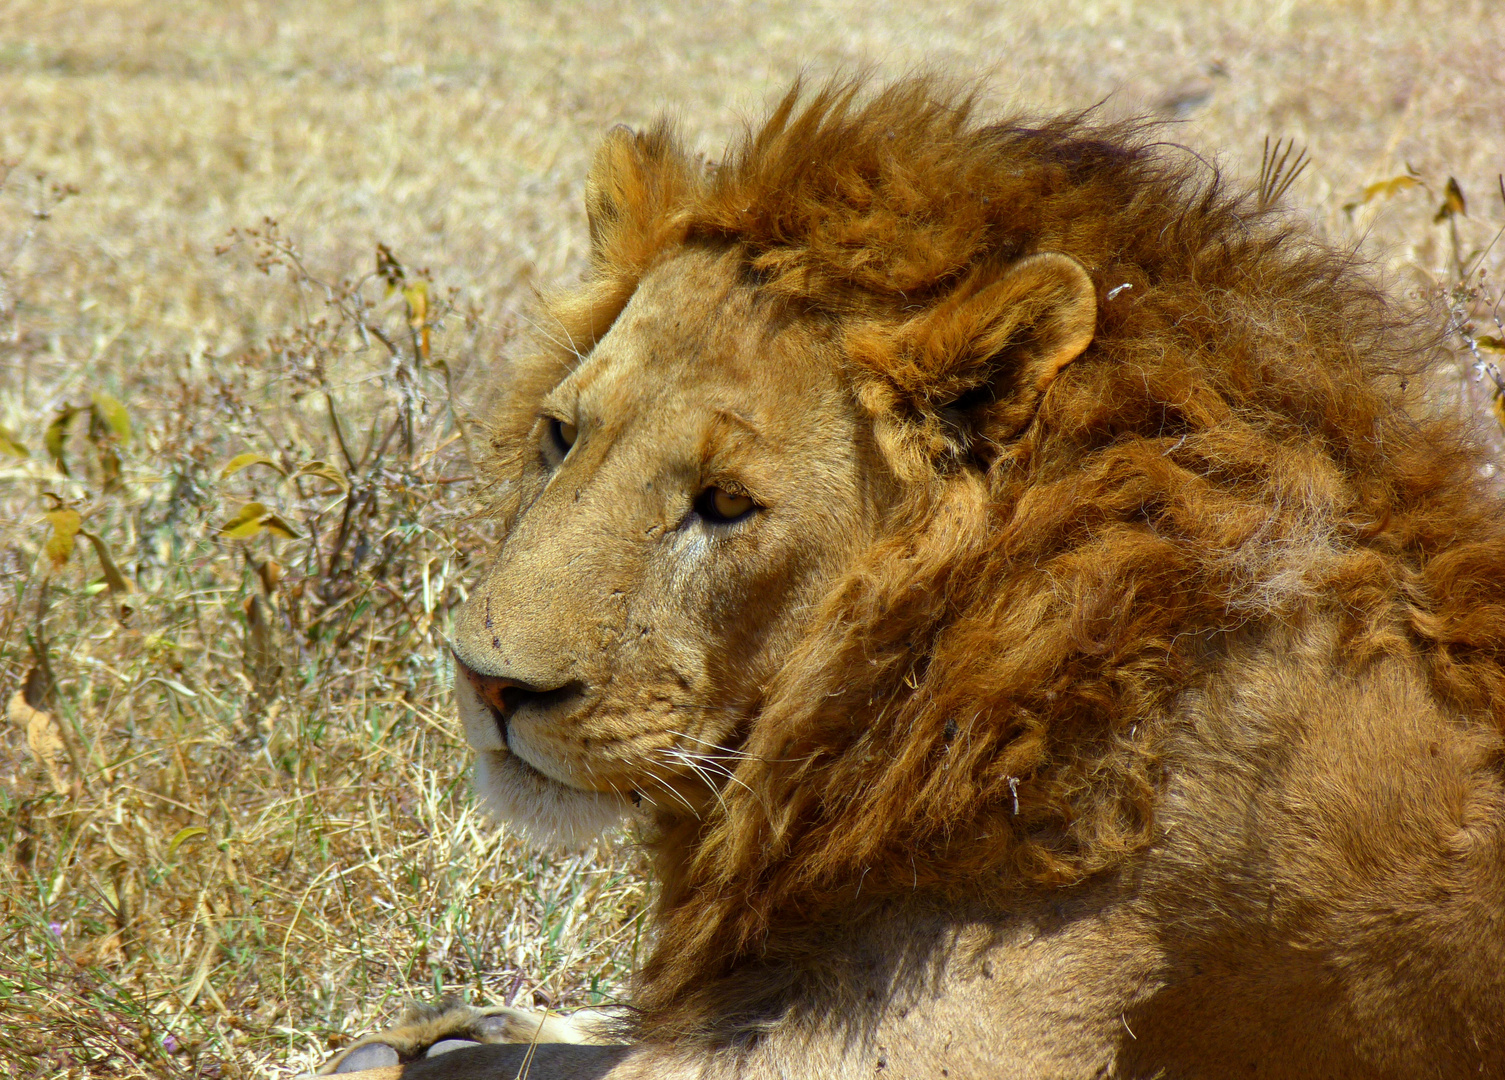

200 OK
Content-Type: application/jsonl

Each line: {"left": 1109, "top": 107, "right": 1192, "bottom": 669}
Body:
{"left": 0, "top": 217, "right": 650, "bottom": 1075}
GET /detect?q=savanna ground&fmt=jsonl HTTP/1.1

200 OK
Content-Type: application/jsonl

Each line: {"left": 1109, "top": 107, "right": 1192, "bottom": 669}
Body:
{"left": 1, "top": 0, "right": 1502, "bottom": 1075}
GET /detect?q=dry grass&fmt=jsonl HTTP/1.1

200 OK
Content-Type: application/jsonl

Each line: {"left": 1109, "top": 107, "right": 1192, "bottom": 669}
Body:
{"left": 0, "top": 1, "right": 1502, "bottom": 1076}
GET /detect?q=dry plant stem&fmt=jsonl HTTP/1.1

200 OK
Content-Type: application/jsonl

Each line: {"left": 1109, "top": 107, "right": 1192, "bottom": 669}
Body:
{"left": 1256, "top": 136, "right": 1310, "bottom": 212}
{"left": 327, "top": 393, "right": 358, "bottom": 474}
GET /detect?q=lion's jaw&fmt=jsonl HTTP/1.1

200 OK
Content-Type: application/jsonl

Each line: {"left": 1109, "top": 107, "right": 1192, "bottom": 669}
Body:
{"left": 454, "top": 673, "right": 631, "bottom": 848}
{"left": 452, "top": 246, "right": 890, "bottom": 849}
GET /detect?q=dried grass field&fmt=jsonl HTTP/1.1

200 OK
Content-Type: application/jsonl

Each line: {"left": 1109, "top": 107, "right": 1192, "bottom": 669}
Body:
{"left": 1, "top": 0, "right": 1503, "bottom": 1076}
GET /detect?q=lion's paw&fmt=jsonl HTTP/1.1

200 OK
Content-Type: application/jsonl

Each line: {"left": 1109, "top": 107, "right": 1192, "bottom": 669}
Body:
{"left": 319, "top": 1001, "right": 621, "bottom": 1074}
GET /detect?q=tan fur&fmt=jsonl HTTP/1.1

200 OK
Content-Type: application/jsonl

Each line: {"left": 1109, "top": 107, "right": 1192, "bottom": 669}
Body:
{"left": 323, "top": 76, "right": 1505, "bottom": 1079}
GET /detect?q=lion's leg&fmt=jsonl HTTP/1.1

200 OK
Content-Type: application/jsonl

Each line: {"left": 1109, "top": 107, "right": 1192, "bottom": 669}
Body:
{"left": 330, "top": 1042, "right": 641, "bottom": 1080}
{"left": 318, "top": 1001, "right": 623, "bottom": 1075}
{"left": 461, "top": 1004, "right": 620, "bottom": 1044}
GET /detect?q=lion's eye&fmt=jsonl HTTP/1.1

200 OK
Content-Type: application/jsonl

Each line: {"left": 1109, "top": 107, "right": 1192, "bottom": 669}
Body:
{"left": 549, "top": 418, "right": 578, "bottom": 456}
{"left": 695, "top": 486, "right": 757, "bottom": 524}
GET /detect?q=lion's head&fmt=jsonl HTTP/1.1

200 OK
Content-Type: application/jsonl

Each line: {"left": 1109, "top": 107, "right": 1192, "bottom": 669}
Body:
{"left": 452, "top": 239, "right": 900, "bottom": 846}
{"left": 452, "top": 77, "right": 1505, "bottom": 1033}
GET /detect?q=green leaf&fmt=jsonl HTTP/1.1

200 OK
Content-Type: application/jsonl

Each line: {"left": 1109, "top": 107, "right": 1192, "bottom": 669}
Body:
{"left": 154, "top": 678, "right": 198, "bottom": 698}
{"left": 44, "top": 407, "right": 79, "bottom": 475}
{"left": 90, "top": 391, "right": 131, "bottom": 443}
{"left": 167, "top": 826, "right": 207, "bottom": 858}
{"left": 220, "top": 452, "right": 286, "bottom": 479}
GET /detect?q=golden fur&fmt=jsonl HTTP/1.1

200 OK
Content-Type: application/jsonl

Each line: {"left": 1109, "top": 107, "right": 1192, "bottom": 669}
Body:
{"left": 324, "top": 77, "right": 1505, "bottom": 1078}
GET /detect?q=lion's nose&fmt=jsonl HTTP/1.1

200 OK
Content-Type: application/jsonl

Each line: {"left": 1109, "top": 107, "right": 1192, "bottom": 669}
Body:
{"left": 452, "top": 649, "right": 584, "bottom": 730}
{"left": 460, "top": 663, "right": 542, "bottom": 719}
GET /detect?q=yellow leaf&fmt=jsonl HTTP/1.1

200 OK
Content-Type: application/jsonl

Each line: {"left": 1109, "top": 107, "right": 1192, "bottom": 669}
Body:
{"left": 218, "top": 502, "right": 269, "bottom": 539}
{"left": 257, "top": 558, "right": 284, "bottom": 594}
{"left": 220, "top": 452, "right": 285, "bottom": 479}
{"left": 97, "top": 442, "right": 122, "bottom": 494}
{"left": 1364, "top": 175, "right": 1420, "bottom": 201}
{"left": 404, "top": 281, "right": 431, "bottom": 363}
{"left": 168, "top": 826, "right": 208, "bottom": 858}
{"left": 217, "top": 502, "right": 302, "bottom": 541}
{"left": 44, "top": 509, "right": 82, "bottom": 568}
{"left": 403, "top": 281, "right": 429, "bottom": 327}
{"left": 0, "top": 425, "right": 27, "bottom": 458}
{"left": 1434, "top": 176, "right": 1467, "bottom": 223}
{"left": 79, "top": 530, "right": 133, "bottom": 594}
{"left": 293, "top": 460, "right": 348, "bottom": 491}
{"left": 1477, "top": 335, "right": 1505, "bottom": 353}
{"left": 1344, "top": 175, "right": 1422, "bottom": 214}
{"left": 90, "top": 391, "right": 132, "bottom": 443}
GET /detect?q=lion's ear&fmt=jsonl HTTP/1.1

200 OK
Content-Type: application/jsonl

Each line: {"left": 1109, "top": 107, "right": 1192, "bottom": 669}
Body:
{"left": 860, "top": 252, "right": 1097, "bottom": 471}
{"left": 583, "top": 123, "right": 696, "bottom": 269}
{"left": 943, "top": 252, "right": 1097, "bottom": 407}
{"left": 584, "top": 124, "right": 641, "bottom": 255}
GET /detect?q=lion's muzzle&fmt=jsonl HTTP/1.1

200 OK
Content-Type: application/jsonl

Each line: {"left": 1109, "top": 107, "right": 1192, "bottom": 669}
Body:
{"left": 454, "top": 653, "right": 578, "bottom": 747}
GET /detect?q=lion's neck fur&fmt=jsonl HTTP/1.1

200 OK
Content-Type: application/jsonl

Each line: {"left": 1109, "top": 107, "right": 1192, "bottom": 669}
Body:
{"left": 625, "top": 617, "right": 1505, "bottom": 1077}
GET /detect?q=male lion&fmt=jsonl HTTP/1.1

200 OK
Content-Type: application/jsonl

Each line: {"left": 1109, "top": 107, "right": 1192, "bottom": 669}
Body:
{"left": 323, "top": 78, "right": 1505, "bottom": 1079}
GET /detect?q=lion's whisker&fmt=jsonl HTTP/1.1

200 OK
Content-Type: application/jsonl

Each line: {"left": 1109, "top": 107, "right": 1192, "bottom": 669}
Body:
{"left": 634, "top": 762, "right": 701, "bottom": 818}
{"left": 652, "top": 748, "right": 732, "bottom": 818}
{"left": 663, "top": 728, "right": 761, "bottom": 762}
{"left": 658, "top": 746, "right": 744, "bottom": 807}
{"left": 661, "top": 749, "right": 745, "bottom": 792}
{"left": 654, "top": 745, "right": 767, "bottom": 815}
{"left": 514, "top": 307, "right": 589, "bottom": 364}
{"left": 543, "top": 306, "right": 588, "bottom": 364}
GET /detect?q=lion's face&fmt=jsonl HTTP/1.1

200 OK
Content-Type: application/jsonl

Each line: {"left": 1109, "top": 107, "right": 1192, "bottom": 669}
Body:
{"left": 451, "top": 246, "right": 891, "bottom": 845}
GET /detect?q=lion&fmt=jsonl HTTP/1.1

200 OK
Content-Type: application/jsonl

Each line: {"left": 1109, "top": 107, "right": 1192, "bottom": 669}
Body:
{"left": 320, "top": 77, "right": 1505, "bottom": 1079}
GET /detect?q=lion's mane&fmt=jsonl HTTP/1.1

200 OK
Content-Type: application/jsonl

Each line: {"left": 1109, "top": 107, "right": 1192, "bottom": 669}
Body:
{"left": 491, "top": 77, "right": 1505, "bottom": 1038}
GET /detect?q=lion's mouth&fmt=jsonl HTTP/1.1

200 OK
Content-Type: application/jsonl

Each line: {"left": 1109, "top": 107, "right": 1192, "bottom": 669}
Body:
{"left": 459, "top": 664, "right": 584, "bottom": 769}
{"left": 474, "top": 681, "right": 627, "bottom": 797}
{"left": 454, "top": 660, "right": 650, "bottom": 809}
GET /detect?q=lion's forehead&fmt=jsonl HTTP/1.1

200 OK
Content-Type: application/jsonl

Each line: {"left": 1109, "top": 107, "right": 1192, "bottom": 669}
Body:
{"left": 561, "top": 250, "right": 850, "bottom": 465}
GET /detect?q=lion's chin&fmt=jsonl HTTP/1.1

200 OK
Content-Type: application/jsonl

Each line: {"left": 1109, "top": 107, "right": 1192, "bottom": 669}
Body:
{"left": 473, "top": 749, "right": 630, "bottom": 850}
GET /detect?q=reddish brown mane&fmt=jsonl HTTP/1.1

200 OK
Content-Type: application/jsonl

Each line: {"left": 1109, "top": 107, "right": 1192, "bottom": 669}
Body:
{"left": 495, "top": 77, "right": 1505, "bottom": 1038}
